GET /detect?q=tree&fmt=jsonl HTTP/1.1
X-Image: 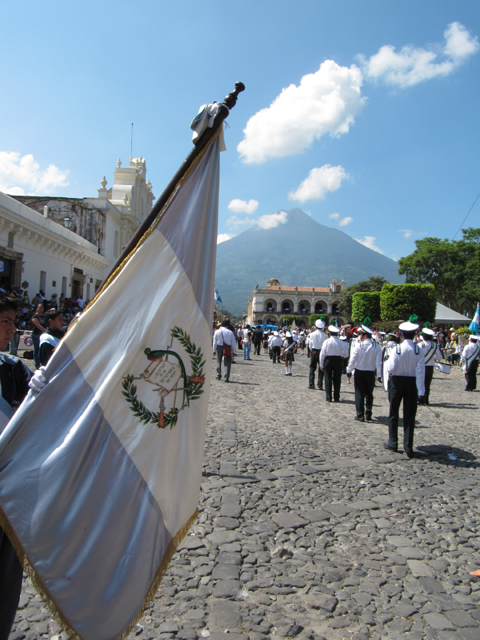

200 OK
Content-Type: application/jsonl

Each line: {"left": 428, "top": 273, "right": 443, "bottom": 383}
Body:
{"left": 398, "top": 228, "right": 480, "bottom": 315}
{"left": 339, "top": 277, "right": 389, "bottom": 321}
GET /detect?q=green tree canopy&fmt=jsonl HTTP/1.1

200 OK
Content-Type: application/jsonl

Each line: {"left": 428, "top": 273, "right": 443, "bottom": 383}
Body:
{"left": 339, "top": 276, "right": 389, "bottom": 321}
{"left": 398, "top": 228, "right": 480, "bottom": 315}
{"left": 352, "top": 291, "right": 381, "bottom": 322}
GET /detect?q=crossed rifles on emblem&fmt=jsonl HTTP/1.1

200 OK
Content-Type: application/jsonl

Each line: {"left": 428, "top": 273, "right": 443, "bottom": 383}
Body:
{"left": 124, "top": 336, "right": 205, "bottom": 428}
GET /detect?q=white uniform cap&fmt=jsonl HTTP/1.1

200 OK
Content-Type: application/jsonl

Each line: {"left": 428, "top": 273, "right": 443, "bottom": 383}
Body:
{"left": 328, "top": 325, "right": 340, "bottom": 334}
{"left": 399, "top": 321, "right": 419, "bottom": 332}
{"left": 360, "top": 325, "right": 373, "bottom": 335}
{"left": 422, "top": 328, "right": 435, "bottom": 336}
{"left": 286, "top": 331, "right": 292, "bottom": 338}
{"left": 315, "top": 319, "right": 325, "bottom": 329}
{"left": 470, "top": 334, "right": 479, "bottom": 341}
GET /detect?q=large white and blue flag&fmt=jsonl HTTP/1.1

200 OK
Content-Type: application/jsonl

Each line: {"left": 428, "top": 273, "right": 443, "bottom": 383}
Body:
{"left": 0, "top": 133, "right": 222, "bottom": 640}
{"left": 469, "top": 304, "right": 479, "bottom": 335}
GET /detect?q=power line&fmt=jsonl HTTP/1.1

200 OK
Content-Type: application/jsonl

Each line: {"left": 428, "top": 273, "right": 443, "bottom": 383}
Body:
{"left": 451, "top": 191, "right": 480, "bottom": 240}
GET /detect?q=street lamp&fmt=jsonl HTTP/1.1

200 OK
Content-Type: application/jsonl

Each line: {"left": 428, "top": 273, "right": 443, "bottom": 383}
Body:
{"left": 63, "top": 217, "right": 73, "bottom": 229}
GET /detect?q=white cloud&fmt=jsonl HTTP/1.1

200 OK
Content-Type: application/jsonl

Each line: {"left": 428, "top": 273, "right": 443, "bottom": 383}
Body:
{"left": 398, "top": 229, "right": 413, "bottom": 239}
{"left": 355, "top": 235, "right": 385, "bottom": 254}
{"left": 361, "top": 22, "right": 479, "bottom": 88}
{"left": 288, "top": 164, "right": 347, "bottom": 202}
{"left": 217, "top": 233, "right": 234, "bottom": 244}
{"left": 0, "top": 151, "right": 69, "bottom": 195}
{"left": 237, "top": 60, "right": 365, "bottom": 164}
{"left": 227, "top": 198, "right": 259, "bottom": 215}
{"left": 227, "top": 215, "right": 252, "bottom": 228}
{"left": 329, "top": 212, "right": 340, "bottom": 220}
{"left": 339, "top": 216, "right": 353, "bottom": 227}
{"left": 255, "top": 211, "right": 288, "bottom": 230}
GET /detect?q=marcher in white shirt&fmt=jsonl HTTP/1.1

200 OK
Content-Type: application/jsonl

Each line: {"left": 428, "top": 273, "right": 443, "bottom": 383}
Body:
{"left": 308, "top": 319, "right": 327, "bottom": 390}
{"left": 385, "top": 316, "right": 426, "bottom": 458}
{"left": 460, "top": 334, "right": 480, "bottom": 391}
{"left": 320, "top": 325, "right": 349, "bottom": 402}
{"left": 418, "top": 324, "right": 442, "bottom": 405}
{"left": 213, "top": 321, "right": 237, "bottom": 382}
{"left": 347, "top": 324, "right": 382, "bottom": 422}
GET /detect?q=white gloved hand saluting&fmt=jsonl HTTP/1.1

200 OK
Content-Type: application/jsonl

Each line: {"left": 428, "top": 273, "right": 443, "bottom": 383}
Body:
{"left": 29, "top": 366, "right": 47, "bottom": 394}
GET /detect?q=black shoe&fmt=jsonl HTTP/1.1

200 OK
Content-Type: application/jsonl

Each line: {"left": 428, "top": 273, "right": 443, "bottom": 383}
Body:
{"left": 354, "top": 416, "right": 365, "bottom": 422}
{"left": 318, "top": 386, "right": 323, "bottom": 390}
{"left": 366, "top": 416, "right": 373, "bottom": 423}
{"left": 216, "top": 376, "right": 221, "bottom": 380}
{"left": 384, "top": 444, "right": 398, "bottom": 453}
{"left": 308, "top": 385, "right": 315, "bottom": 389}
{"left": 405, "top": 449, "right": 415, "bottom": 459}
{"left": 326, "top": 398, "right": 332, "bottom": 402}
{"left": 334, "top": 399, "right": 340, "bottom": 403}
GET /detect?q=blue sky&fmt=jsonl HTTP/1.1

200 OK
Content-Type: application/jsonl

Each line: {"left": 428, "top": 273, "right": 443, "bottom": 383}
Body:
{"left": 1, "top": 1, "right": 479, "bottom": 263}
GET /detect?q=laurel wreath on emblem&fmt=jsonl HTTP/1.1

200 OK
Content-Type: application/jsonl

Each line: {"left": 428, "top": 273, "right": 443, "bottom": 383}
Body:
{"left": 121, "top": 326, "right": 205, "bottom": 429}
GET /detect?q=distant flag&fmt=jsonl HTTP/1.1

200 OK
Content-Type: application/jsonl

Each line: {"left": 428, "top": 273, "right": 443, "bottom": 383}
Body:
{"left": 469, "top": 304, "right": 480, "bottom": 335}
{"left": 0, "top": 120, "right": 228, "bottom": 638}
{"left": 214, "top": 287, "right": 222, "bottom": 303}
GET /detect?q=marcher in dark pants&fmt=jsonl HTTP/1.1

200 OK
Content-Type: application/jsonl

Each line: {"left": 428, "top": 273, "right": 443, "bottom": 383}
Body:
{"left": 384, "top": 317, "right": 425, "bottom": 459}
{"left": 347, "top": 324, "right": 383, "bottom": 422}
{"left": 320, "top": 325, "right": 348, "bottom": 402}
{"left": 308, "top": 319, "right": 327, "bottom": 389}
{"left": 460, "top": 334, "right": 480, "bottom": 391}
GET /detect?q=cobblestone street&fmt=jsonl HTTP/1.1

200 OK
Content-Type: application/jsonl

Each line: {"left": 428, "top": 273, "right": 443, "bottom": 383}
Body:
{"left": 10, "top": 350, "right": 480, "bottom": 640}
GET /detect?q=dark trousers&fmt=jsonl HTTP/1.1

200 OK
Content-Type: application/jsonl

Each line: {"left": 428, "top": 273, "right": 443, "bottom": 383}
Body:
{"left": 272, "top": 346, "right": 281, "bottom": 363}
{"left": 354, "top": 370, "right": 375, "bottom": 419}
{"left": 465, "top": 359, "right": 479, "bottom": 390}
{"left": 324, "top": 355, "right": 342, "bottom": 401}
{"left": 254, "top": 342, "right": 261, "bottom": 355}
{"left": 309, "top": 350, "right": 324, "bottom": 388}
{"left": 388, "top": 376, "right": 418, "bottom": 454}
{"left": 0, "top": 528, "right": 23, "bottom": 640}
{"left": 424, "top": 366, "right": 434, "bottom": 404}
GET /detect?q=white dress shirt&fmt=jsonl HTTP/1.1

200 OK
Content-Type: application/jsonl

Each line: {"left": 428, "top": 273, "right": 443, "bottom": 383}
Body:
{"left": 347, "top": 338, "right": 382, "bottom": 376}
{"left": 419, "top": 340, "right": 442, "bottom": 367}
{"left": 213, "top": 327, "right": 237, "bottom": 353}
{"left": 309, "top": 329, "right": 327, "bottom": 350}
{"left": 385, "top": 339, "right": 425, "bottom": 395}
{"left": 460, "top": 341, "right": 480, "bottom": 368}
{"left": 320, "top": 336, "right": 349, "bottom": 368}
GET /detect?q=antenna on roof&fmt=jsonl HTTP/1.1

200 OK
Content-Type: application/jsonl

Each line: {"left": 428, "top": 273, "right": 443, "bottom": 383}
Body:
{"left": 130, "top": 123, "right": 134, "bottom": 160}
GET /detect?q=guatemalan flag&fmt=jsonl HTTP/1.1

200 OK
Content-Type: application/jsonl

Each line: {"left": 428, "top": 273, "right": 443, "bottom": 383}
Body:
{"left": 0, "top": 131, "right": 222, "bottom": 640}
{"left": 469, "top": 304, "right": 479, "bottom": 335}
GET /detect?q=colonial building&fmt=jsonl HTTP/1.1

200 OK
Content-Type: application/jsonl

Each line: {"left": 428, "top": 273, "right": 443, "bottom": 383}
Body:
{"left": 0, "top": 156, "right": 154, "bottom": 301}
{"left": 247, "top": 277, "right": 346, "bottom": 327}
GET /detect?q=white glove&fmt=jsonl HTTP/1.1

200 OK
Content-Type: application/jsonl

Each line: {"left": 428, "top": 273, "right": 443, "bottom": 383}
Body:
{"left": 29, "top": 366, "right": 47, "bottom": 394}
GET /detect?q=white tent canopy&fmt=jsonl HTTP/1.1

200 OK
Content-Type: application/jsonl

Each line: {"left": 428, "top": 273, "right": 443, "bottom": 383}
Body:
{"left": 435, "top": 302, "right": 470, "bottom": 325}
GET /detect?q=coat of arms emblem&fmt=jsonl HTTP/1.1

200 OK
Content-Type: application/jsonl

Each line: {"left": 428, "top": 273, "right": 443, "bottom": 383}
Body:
{"left": 122, "top": 327, "right": 205, "bottom": 429}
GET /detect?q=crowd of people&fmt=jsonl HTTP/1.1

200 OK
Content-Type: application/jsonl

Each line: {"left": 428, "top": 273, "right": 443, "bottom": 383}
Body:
{"left": 213, "top": 316, "right": 480, "bottom": 459}
{"left": 0, "top": 287, "right": 88, "bottom": 367}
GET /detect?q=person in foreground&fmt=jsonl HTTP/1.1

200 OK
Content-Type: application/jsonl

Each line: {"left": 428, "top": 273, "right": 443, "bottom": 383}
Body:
{"left": 384, "top": 315, "right": 426, "bottom": 458}
{"left": 346, "top": 320, "right": 382, "bottom": 423}
{"left": 0, "top": 299, "right": 40, "bottom": 639}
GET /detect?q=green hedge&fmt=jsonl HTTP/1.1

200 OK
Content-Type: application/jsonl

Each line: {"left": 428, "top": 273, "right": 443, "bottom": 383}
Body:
{"left": 380, "top": 283, "right": 437, "bottom": 322}
{"left": 352, "top": 292, "right": 381, "bottom": 322}
{"left": 308, "top": 313, "right": 330, "bottom": 327}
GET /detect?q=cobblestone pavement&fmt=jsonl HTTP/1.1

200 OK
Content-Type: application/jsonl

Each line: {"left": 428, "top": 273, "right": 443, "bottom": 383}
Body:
{"left": 9, "top": 351, "right": 480, "bottom": 640}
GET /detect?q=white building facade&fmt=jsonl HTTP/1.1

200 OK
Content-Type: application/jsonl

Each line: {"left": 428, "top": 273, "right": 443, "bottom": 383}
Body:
{"left": 0, "top": 156, "right": 154, "bottom": 302}
{"left": 247, "top": 277, "right": 346, "bottom": 327}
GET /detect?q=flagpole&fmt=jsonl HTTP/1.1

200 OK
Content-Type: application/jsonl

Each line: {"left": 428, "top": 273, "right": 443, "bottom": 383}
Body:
{"left": 98, "top": 82, "right": 245, "bottom": 293}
